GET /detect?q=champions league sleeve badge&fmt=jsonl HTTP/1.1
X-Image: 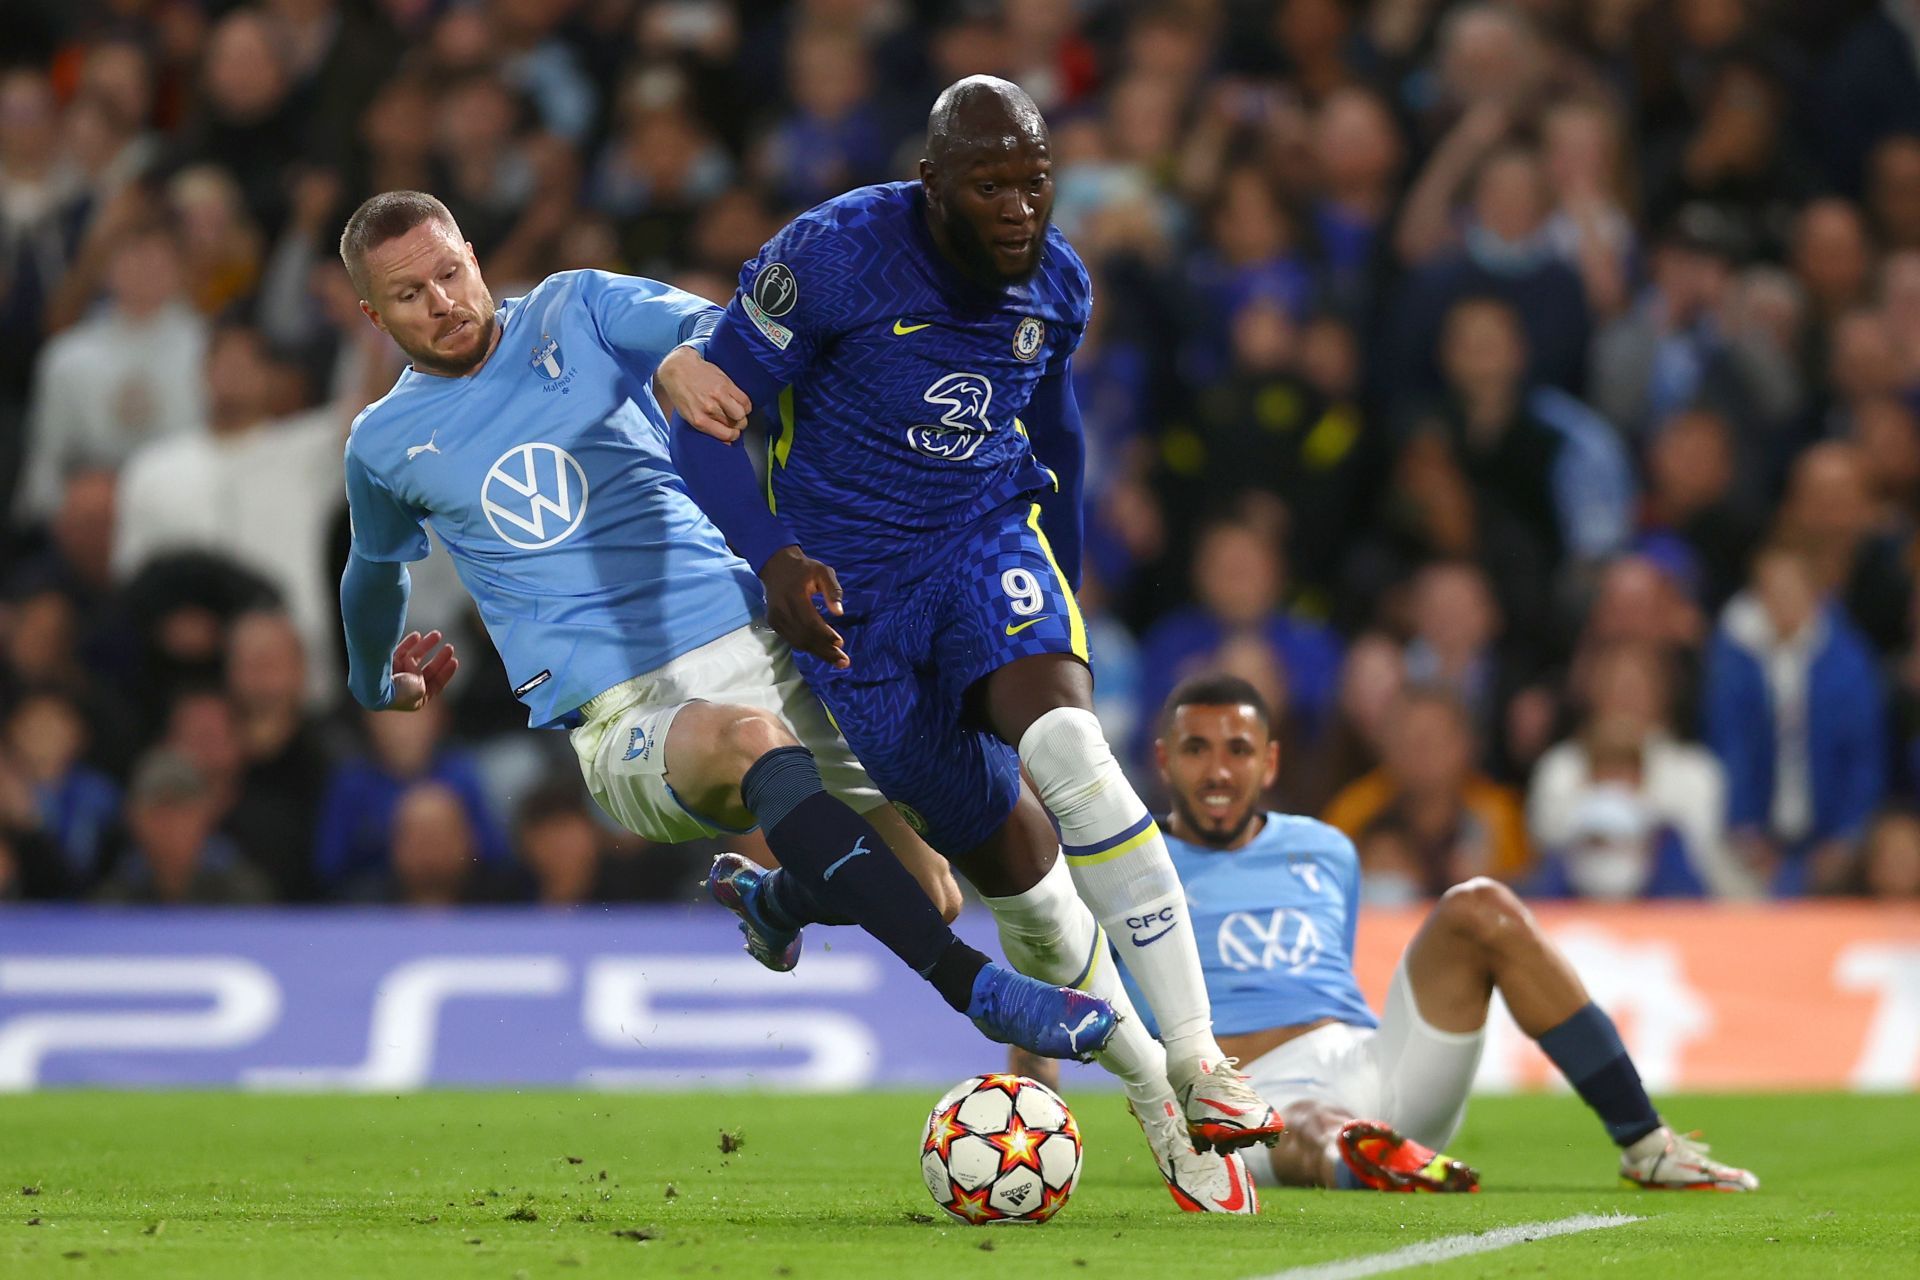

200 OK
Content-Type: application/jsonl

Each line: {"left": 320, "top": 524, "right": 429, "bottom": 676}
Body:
{"left": 751, "top": 263, "right": 799, "bottom": 317}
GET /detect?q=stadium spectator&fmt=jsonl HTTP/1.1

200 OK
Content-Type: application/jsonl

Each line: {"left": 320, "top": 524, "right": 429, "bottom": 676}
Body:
{"left": 1297, "top": 631, "right": 1403, "bottom": 814}
{"left": 1704, "top": 544, "right": 1887, "bottom": 896}
{"left": 1791, "top": 199, "right": 1875, "bottom": 332}
{"left": 18, "top": 221, "right": 207, "bottom": 520}
{"left": 1388, "top": 146, "right": 1590, "bottom": 400}
{"left": 387, "top": 781, "right": 494, "bottom": 908}
{"left": 1639, "top": 409, "right": 1763, "bottom": 613}
{"left": 1305, "top": 86, "right": 1402, "bottom": 318}
{"left": 1539, "top": 96, "right": 1635, "bottom": 321}
{"left": 224, "top": 611, "right": 335, "bottom": 901}
{"left": 1867, "top": 134, "right": 1920, "bottom": 253}
{"left": 1588, "top": 206, "right": 1792, "bottom": 444}
{"left": 1527, "top": 784, "right": 1709, "bottom": 901}
{"left": 1529, "top": 640, "right": 1747, "bottom": 898}
{"left": 1773, "top": 442, "right": 1914, "bottom": 655}
{"left": 1134, "top": 518, "right": 1342, "bottom": 770}
{"left": 1323, "top": 685, "right": 1531, "bottom": 897}
{"left": 1, "top": 689, "right": 119, "bottom": 889}
{"left": 179, "top": 9, "right": 302, "bottom": 238}
{"left": 314, "top": 700, "right": 508, "bottom": 899}
{"left": 509, "top": 781, "right": 665, "bottom": 907}
{"left": 112, "top": 322, "right": 346, "bottom": 689}
{"left": 1410, "top": 298, "right": 1566, "bottom": 574}
{"left": 1167, "top": 297, "right": 1368, "bottom": 596}
{"left": 759, "top": 25, "right": 893, "bottom": 210}
{"left": 93, "top": 749, "right": 272, "bottom": 906}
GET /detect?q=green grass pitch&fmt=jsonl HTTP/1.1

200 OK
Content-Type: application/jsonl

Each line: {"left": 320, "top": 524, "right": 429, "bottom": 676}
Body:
{"left": 3, "top": 1090, "right": 1912, "bottom": 1278}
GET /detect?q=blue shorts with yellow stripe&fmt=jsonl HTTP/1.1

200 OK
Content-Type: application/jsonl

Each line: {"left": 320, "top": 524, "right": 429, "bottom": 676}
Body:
{"left": 791, "top": 499, "right": 1088, "bottom": 854}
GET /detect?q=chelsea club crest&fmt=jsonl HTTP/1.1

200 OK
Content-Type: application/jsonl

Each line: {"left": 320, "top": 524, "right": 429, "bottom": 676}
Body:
{"left": 1013, "top": 317, "right": 1045, "bottom": 362}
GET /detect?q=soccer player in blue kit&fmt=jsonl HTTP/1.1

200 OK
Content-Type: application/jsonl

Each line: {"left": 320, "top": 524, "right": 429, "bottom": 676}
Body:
{"left": 331, "top": 190, "right": 1115, "bottom": 1063}
{"left": 672, "top": 78, "right": 1282, "bottom": 1211}
{"left": 1145, "top": 674, "right": 1758, "bottom": 1193}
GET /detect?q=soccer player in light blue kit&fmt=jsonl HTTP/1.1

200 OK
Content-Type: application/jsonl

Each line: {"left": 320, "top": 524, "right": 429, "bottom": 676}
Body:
{"left": 1144, "top": 674, "right": 1758, "bottom": 1193}
{"left": 671, "top": 78, "right": 1278, "bottom": 1212}
{"left": 332, "top": 190, "right": 1114, "bottom": 1063}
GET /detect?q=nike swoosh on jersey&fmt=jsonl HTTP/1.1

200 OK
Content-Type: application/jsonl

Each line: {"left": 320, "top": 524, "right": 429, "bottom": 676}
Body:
{"left": 892, "top": 319, "right": 932, "bottom": 335}
{"left": 1005, "top": 616, "right": 1050, "bottom": 636}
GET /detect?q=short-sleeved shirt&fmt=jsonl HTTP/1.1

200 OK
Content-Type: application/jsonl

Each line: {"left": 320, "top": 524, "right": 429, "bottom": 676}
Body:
{"left": 724, "top": 181, "right": 1092, "bottom": 597}
{"left": 343, "top": 270, "right": 761, "bottom": 728}
{"left": 1121, "top": 813, "right": 1381, "bottom": 1038}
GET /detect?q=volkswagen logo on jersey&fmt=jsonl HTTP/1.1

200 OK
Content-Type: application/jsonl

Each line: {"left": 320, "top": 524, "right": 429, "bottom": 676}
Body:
{"left": 751, "top": 263, "right": 799, "bottom": 318}
{"left": 905, "top": 371, "right": 995, "bottom": 461}
{"left": 1217, "top": 908, "right": 1324, "bottom": 975}
{"left": 1013, "top": 317, "right": 1046, "bottom": 362}
{"left": 481, "top": 442, "right": 590, "bottom": 550}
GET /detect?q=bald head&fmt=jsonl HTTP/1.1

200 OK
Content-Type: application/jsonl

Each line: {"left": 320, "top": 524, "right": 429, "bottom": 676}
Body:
{"left": 920, "top": 76, "right": 1054, "bottom": 285}
{"left": 927, "top": 75, "right": 1047, "bottom": 166}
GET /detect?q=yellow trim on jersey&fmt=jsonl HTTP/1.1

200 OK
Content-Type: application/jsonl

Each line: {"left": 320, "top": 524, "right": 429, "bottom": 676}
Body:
{"left": 766, "top": 386, "right": 797, "bottom": 513}
{"left": 1065, "top": 824, "right": 1157, "bottom": 867}
{"left": 1026, "top": 502, "right": 1089, "bottom": 662}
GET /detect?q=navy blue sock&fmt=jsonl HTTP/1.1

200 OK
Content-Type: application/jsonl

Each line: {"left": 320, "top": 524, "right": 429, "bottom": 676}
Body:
{"left": 1331, "top": 1161, "right": 1362, "bottom": 1190}
{"left": 758, "top": 867, "right": 854, "bottom": 930}
{"left": 740, "top": 746, "right": 986, "bottom": 1011}
{"left": 1536, "top": 1002, "right": 1661, "bottom": 1147}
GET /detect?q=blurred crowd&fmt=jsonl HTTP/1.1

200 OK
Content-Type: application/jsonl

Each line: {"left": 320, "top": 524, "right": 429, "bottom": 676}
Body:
{"left": 5, "top": 0, "right": 1920, "bottom": 909}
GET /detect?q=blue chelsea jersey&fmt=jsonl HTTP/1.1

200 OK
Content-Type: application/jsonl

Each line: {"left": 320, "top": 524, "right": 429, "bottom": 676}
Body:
{"left": 1120, "top": 814, "right": 1381, "bottom": 1038}
{"left": 343, "top": 270, "right": 762, "bottom": 728}
{"left": 726, "top": 181, "right": 1092, "bottom": 593}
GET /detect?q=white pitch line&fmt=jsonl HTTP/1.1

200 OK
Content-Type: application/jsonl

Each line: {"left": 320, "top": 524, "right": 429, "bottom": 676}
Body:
{"left": 1246, "top": 1212, "right": 1645, "bottom": 1280}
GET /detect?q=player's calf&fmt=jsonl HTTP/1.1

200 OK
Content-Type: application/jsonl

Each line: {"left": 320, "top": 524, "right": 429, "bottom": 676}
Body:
{"left": 1009, "top": 704, "right": 1283, "bottom": 1149}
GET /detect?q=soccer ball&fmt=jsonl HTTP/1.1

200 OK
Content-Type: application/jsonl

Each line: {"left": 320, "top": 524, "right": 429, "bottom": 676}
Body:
{"left": 919, "top": 1074, "right": 1082, "bottom": 1225}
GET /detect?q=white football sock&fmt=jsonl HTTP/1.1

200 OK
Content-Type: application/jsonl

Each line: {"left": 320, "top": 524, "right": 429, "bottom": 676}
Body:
{"left": 980, "top": 854, "right": 1173, "bottom": 1110}
{"left": 1018, "top": 706, "right": 1222, "bottom": 1070}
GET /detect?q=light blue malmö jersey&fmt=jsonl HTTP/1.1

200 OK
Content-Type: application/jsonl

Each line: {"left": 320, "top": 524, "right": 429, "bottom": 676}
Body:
{"left": 343, "top": 270, "right": 762, "bottom": 728}
{"left": 1119, "top": 813, "right": 1380, "bottom": 1038}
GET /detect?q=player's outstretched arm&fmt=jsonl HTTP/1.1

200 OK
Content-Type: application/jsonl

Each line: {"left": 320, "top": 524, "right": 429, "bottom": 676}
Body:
{"left": 340, "top": 550, "right": 457, "bottom": 711}
{"left": 1021, "top": 363, "right": 1086, "bottom": 592}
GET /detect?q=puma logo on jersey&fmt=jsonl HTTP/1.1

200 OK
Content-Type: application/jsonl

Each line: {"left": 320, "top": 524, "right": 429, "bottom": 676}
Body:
{"left": 406, "top": 430, "right": 440, "bottom": 460}
{"left": 892, "top": 319, "right": 931, "bottom": 335}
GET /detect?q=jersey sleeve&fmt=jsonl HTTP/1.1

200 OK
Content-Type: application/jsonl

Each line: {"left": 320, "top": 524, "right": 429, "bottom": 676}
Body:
{"left": 1043, "top": 232, "right": 1093, "bottom": 375}
{"left": 579, "top": 270, "right": 720, "bottom": 360}
{"left": 720, "top": 215, "right": 862, "bottom": 385}
{"left": 343, "top": 442, "right": 431, "bottom": 563}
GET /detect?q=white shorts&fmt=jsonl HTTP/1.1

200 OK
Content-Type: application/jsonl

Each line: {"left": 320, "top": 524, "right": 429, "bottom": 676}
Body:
{"left": 1242, "top": 960, "right": 1485, "bottom": 1183}
{"left": 569, "top": 622, "right": 882, "bottom": 843}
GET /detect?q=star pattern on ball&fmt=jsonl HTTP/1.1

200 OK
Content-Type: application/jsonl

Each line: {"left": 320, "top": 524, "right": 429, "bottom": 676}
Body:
{"left": 923, "top": 1103, "right": 967, "bottom": 1163}
{"left": 989, "top": 1116, "right": 1045, "bottom": 1175}
{"left": 977, "top": 1072, "right": 1026, "bottom": 1098}
{"left": 949, "top": 1181, "right": 1003, "bottom": 1225}
{"left": 1034, "top": 1182, "right": 1073, "bottom": 1222}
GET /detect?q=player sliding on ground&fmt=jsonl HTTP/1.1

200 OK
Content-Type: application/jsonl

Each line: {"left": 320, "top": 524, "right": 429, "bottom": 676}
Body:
{"left": 672, "top": 76, "right": 1279, "bottom": 1212}
{"left": 1144, "top": 674, "right": 1759, "bottom": 1193}
{"left": 332, "top": 191, "right": 1115, "bottom": 1064}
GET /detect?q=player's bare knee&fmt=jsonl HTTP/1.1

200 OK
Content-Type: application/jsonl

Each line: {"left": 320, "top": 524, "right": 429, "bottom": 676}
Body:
{"left": 1437, "top": 877, "right": 1530, "bottom": 953}
{"left": 720, "top": 706, "right": 802, "bottom": 780}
